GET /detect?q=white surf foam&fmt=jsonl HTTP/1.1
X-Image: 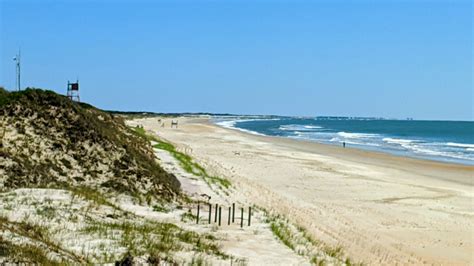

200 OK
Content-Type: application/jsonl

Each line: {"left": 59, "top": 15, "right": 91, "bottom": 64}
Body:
{"left": 383, "top": 138, "right": 417, "bottom": 145}
{"left": 304, "top": 125, "right": 323, "bottom": 129}
{"left": 216, "top": 120, "right": 237, "bottom": 128}
{"left": 446, "top": 142, "right": 474, "bottom": 149}
{"left": 337, "top": 132, "right": 379, "bottom": 139}
{"left": 279, "top": 124, "right": 323, "bottom": 131}
{"left": 215, "top": 117, "right": 277, "bottom": 136}
{"left": 406, "top": 145, "right": 473, "bottom": 160}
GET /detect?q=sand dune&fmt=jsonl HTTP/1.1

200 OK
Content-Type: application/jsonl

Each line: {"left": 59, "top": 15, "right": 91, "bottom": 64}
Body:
{"left": 135, "top": 116, "right": 474, "bottom": 265}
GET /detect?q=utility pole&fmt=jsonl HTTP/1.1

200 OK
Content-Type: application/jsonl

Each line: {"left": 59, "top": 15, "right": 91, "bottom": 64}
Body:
{"left": 13, "top": 49, "right": 21, "bottom": 91}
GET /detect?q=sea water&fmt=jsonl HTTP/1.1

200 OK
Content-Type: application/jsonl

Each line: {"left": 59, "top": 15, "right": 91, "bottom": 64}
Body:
{"left": 214, "top": 117, "right": 474, "bottom": 165}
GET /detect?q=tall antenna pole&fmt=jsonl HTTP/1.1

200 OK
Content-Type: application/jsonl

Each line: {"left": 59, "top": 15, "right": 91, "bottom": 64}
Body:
{"left": 13, "top": 49, "right": 21, "bottom": 91}
{"left": 18, "top": 49, "right": 21, "bottom": 91}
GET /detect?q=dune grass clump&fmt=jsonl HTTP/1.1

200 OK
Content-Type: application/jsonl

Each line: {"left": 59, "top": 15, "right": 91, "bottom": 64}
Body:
{"left": 152, "top": 204, "right": 170, "bottom": 213}
{"left": 180, "top": 211, "right": 197, "bottom": 223}
{"left": 189, "top": 254, "right": 208, "bottom": 266}
{"left": 270, "top": 219, "right": 295, "bottom": 250}
{"left": 261, "top": 210, "right": 361, "bottom": 266}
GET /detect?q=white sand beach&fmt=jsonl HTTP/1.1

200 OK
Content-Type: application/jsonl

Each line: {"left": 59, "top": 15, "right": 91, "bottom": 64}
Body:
{"left": 133, "top": 116, "right": 474, "bottom": 265}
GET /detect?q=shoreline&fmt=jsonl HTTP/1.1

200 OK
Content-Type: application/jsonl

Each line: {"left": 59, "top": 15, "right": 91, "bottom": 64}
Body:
{"left": 212, "top": 119, "right": 473, "bottom": 186}
{"left": 136, "top": 116, "right": 474, "bottom": 265}
{"left": 214, "top": 118, "right": 474, "bottom": 168}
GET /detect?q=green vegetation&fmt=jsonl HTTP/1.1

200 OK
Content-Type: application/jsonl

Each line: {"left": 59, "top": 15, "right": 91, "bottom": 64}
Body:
{"left": 270, "top": 219, "right": 295, "bottom": 250}
{"left": 0, "top": 216, "right": 87, "bottom": 264}
{"left": 35, "top": 205, "right": 57, "bottom": 219}
{"left": 189, "top": 254, "right": 208, "bottom": 266}
{"left": 82, "top": 219, "right": 227, "bottom": 260}
{"left": 0, "top": 88, "right": 236, "bottom": 264}
{"left": 131, "top": 126, "right": 231, "bottom": 190}
{"left": 0, "top": 236, "right": 62, "bottom": 265}
{"left": 155, "top": 139, "right": 231, "bottom": 189}
{"left": 0, "top": 88, "right": 180, "bottom": 200}
{"left": 152, "top": 204, "right": 170, "bottom": 213}
{"left": 69, "top": 186, "right": 120, "bottom": 210}
{"left": 133, "top": 126, "right": 156, "bottom": 142}
{"left": 0, "top": 187, "right": 229, "bottom": 264}
{"left": 181, "top": 211, "right": 197, "bottom": 223}
{"left": 262, "top": 210, "right": 361, "bottom": 266}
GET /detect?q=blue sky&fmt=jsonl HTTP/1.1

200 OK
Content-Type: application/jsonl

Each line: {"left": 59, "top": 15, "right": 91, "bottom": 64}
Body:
{"left": 1, "top": 0, "right": 472, "bottom": 120}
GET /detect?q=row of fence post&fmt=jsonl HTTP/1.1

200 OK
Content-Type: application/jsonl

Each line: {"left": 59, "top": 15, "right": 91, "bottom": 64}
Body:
{"left": 196, "top": 203, "right": 252, "bottom": 228}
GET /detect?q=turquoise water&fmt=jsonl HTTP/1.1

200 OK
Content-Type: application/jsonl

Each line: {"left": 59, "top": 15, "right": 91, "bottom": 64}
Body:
{"left": 215, "top": 117, "right": 474, "bottom": 165}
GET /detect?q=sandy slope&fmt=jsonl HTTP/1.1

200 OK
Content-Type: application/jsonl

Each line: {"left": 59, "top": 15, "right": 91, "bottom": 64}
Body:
{"left": 152, "top": 143, "right": 311, "bottom": 265}
{"left": 0, "top": 137, "right": 309, "bottom": 265}
{"left": 133, "top": 117, "right": 474, "bottom": 265}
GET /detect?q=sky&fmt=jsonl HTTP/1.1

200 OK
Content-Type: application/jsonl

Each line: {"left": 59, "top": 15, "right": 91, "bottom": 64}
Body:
{"left": 1, "top": 0, "right": 472, "bottom": 120}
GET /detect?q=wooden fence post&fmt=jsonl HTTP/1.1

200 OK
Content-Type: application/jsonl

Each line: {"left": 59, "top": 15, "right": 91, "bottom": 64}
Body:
{"left": 218, "top": 207, "right": 222, "bottom": 226}
{"left": 197, "top": 204, "right": 200, "bottom": 224}
{"left": 208, "top": 204, "right": 212, "bottom": 224}
{"left": 248, "top": 206, "right": 251, "bottom": 226}
{"left": 232, "top": 203, "right": 235, "bottom": 223}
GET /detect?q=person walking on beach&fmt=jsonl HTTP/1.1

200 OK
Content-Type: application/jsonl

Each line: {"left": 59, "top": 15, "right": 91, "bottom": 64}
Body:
{"left": 343, "top": 141, "right": 346, "bottom": 148}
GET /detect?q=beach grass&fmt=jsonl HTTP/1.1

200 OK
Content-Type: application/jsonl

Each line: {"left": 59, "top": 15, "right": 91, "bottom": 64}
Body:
{"left": 261, "top": 209, "right": 361, "bottom": 266}
{"left": 154, "top": 140, "right": 231, "bottom": 189}
{"left": 69, "top": 186, "right": 119, "bottom": 210}
{"left": 0, "top": 236, "right": 62, "bottom": 265}
{"left": 153, "top": 140, "right": 231, "bottom": 189}
{"left": 82, "top": 219, "right": 227, "bottom": 259}
{"left": 0, "top": 187, "right": 230, "bottom": 264}
{"left": 152, "top": 204, "right": 170, "bottom": 213}
{"left": 131, "top": 126, "right": 231, "bottom": 190}
{"left": 0, "top": 216, "right": 88, "bottom": 263}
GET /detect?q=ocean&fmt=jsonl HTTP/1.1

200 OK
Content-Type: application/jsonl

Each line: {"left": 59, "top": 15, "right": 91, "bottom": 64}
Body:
{"left": 214, "top": 117, "right": 474, "bottom": 165}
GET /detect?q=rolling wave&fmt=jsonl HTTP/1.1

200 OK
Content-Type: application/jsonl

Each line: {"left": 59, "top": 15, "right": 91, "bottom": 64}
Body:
{"left": 337, "top": 132, "right": 379, "bottom": 139}
{"left": 279, "top": 124, "right": 324, "bottom": 131}
{"left": 446, "top": 142, "right": 474, "bottom": 149}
